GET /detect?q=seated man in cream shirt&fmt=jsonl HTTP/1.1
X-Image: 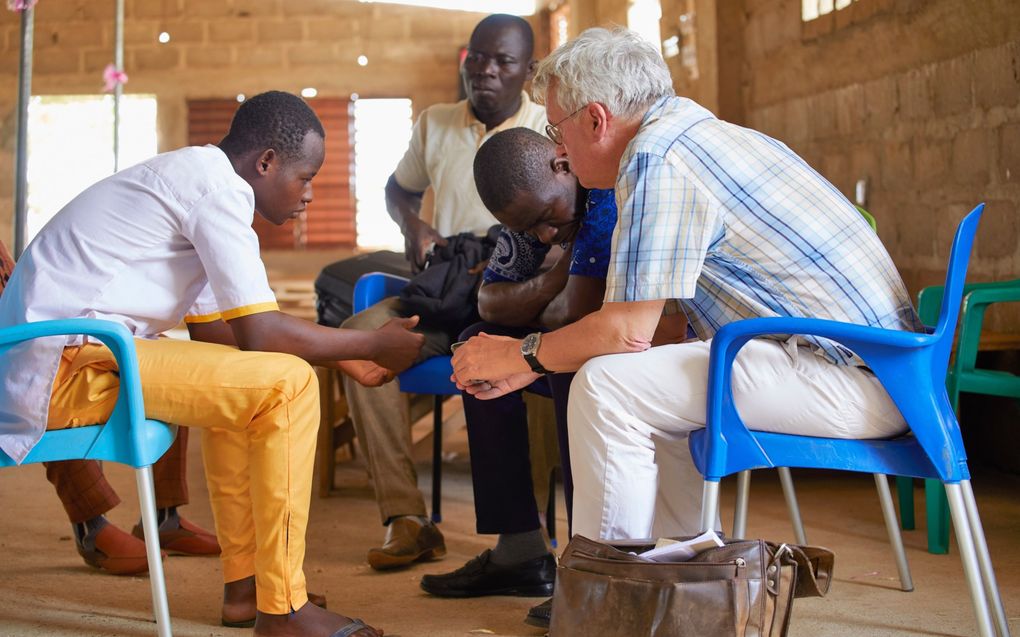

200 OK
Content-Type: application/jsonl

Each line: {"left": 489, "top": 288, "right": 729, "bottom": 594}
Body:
{"left": 341, "top": 13, "right": 548, "bottom": 571}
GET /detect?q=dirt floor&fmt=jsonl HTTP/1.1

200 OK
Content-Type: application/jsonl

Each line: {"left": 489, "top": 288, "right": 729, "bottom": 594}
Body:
{"left": 1, "top": 390, "right": 1019, "bottom": 637}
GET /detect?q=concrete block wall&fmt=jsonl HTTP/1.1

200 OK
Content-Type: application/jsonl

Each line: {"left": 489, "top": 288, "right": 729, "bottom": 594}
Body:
{"left": 735, "top": 0, "right": 1020, "bottom": 332}
{"left": 0, "top": 0, "right": 504, "bottom": 245}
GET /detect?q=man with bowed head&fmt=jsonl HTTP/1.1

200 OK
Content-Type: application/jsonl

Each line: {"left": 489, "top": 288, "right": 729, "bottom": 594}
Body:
{"left": 451, "top": 28, "right": 922, "bottom": 547}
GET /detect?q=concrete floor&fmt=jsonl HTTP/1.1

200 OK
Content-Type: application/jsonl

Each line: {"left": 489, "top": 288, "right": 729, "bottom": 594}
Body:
{"left": 2, "top": 401, "right": 1019, "bottom": 637}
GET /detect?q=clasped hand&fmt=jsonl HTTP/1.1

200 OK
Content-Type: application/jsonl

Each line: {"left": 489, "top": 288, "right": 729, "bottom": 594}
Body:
{"left": 450, "top": 332, "right": 540, "bottom": 400}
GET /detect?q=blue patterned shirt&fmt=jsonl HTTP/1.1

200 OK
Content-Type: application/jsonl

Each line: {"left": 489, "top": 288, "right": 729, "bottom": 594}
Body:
{"left": 484, "top": 188, "right": 617, "bottom": 283}
{"left": 607, "top": 97, "right": 923, "bottom": 365}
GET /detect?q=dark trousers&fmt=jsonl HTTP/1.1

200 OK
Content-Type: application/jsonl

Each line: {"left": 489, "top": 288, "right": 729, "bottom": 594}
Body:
{"left": 460, "top": 322, "right": 575, "bottom": 537}
{"left": 45, "top": 427, "right": 190, "bottom": 523}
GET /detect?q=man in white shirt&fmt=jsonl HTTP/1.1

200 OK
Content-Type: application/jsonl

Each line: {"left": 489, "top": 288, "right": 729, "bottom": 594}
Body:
{"left": 0, "top": 91, "right": 414, "bottom": 637}
{"left": 341, "top": 13, "right": 548, "bottom": 571}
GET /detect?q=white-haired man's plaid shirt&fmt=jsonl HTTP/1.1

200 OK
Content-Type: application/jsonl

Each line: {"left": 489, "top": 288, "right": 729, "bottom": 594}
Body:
{"left": 606, "top": 96, "right": 923, "bottom": 366}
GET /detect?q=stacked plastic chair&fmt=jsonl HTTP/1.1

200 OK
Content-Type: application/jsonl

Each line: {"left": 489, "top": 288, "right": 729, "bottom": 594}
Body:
{"left": 897, "top": 277, "right": 1020, "bottom": 554}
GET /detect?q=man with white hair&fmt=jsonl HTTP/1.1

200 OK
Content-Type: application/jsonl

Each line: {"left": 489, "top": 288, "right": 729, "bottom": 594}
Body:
{"left": 450, "top": 27, "right": 922, "bottom": 545}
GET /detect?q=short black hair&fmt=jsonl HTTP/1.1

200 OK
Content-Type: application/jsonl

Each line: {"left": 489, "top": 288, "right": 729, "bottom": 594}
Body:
{"left": 219, "top": 91, "right": 325, "bottom": 161}
{"left": 472, "top": 14, "right": 534, "bottom": 59}
{"left": 474, "top": 127, "right": 553, "bottom": 214}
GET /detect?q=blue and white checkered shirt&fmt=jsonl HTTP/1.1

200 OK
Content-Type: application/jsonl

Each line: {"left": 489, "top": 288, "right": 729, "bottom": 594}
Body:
{"left": 606, "top": 96, "right": 923, "bottom": 366}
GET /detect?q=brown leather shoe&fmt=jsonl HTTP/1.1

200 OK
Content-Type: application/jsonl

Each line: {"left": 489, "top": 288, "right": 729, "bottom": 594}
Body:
{"left": 132, "top": 515, "right": 221, "bottom": 556}
{"left": 77, "top": 522, "right": 164, "bottom": 576}
{"left": 367, "top": 517, "right": 446, "bottom": 571}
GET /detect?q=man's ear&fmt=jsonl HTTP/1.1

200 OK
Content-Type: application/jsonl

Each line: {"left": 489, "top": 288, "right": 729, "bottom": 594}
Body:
{"left": 526, "top": 58, "right": 537, "bottom": 81}
{"left": 588, "top": 103, "right": 611, "bottom": 143}
{"left": 551, "top": 156, "right": 571, "bottom": 175}
{"left": 254, "top": 149, "right": 277, "bottom": 176}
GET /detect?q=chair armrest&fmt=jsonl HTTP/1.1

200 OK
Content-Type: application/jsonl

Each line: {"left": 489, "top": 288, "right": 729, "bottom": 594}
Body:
{"left": 353, "top": 272, "right": 411, "bottom": 314}
{"left": 0, "top": 318, "right": 148, "bottom": 461}
{"left": 700, "top": 316, "right": 957, "bottom": 480}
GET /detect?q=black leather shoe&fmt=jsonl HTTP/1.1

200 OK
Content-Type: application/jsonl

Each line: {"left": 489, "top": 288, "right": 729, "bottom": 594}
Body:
{"left": 525, "top": 597, "right": 553, "bottom": 628}
{"left": 420, "top": 549, "right": 555, "bottom": 598}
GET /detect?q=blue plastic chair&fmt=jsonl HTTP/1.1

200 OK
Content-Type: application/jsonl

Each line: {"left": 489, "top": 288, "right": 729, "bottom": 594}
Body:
{"left": 0, "top": 319, "right": 175, "bottom": 637}
{"left": 354, "top": 272, "right": 459, "bottom": 523}
{"left": 729, "top": 204, "right": 913, "bottom": 592}
{"left": 689, "top": 205, "right": 1009, "bottom": 637}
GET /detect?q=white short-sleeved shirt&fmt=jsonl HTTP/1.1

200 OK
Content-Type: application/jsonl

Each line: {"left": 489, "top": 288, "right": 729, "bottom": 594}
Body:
{"left": 0, "top": 145, "right": 278, "bottom": 463}
{"left": 393, "top": 92, "right": 547, "bottom": 237}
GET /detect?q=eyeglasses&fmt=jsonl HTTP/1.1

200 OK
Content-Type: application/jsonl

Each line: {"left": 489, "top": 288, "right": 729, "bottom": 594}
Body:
{"left": 545, "top": 105, "right": 586, "bottom": 145}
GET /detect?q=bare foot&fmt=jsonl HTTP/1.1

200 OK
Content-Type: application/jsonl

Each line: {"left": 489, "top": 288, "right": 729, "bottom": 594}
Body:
{"left": 222, "top": 576, "right": 328, "bottom": 628}
{"left": 254, "top": 601, "right": 382, "bottom": 637}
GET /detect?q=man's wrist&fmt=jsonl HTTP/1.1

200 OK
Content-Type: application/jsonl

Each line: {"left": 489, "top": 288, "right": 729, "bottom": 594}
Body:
{"left": 521, "top": 332, "right": 553, "bottom": 374}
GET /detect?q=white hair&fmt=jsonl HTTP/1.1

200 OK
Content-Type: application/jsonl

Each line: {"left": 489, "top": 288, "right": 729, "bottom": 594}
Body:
{"left": 533, "top": 27, "right": 674, "bottom": 119}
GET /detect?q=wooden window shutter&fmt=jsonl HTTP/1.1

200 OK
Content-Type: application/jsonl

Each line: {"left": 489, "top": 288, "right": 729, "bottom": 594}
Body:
{"left": 186, "top": 98, "right": 356, "bottom": 249}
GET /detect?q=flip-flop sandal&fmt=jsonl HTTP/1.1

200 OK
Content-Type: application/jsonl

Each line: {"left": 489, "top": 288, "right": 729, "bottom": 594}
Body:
{"left": 332, "top": 619, "right": 369, "bottom": 637}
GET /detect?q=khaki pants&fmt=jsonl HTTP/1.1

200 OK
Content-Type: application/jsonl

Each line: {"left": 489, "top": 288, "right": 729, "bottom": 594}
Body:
{"left": 341, "top": 297, "right": 452, "bottom": 524}
{"left": 47, "top": 338, "right": 318, "bottom": 614}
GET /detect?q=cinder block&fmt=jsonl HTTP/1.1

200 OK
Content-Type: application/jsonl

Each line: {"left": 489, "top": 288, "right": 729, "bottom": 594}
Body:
{"left": 306, "top": 19, "right": 358, "bottom": 42}
{"left": 834, "top": 84, "right": 864, "bottom": 136}
{"left": 975, "top": 200, "right": 1018, "bottom": 260}
{"left": 256, "top": 20, "right": 303, "bottom": 43}
{"left": 974, "top": 44, "right": 1020, "bottom": 110}
{"left": 38, "top": 23, "right": 107, "bottom": 49}
{"left": 951, "top": 128, "right": 991, "bottom": 185}
{"left": 912, "top": 138, "right": 951, "bottom": 186}
{"left": 134, "top": 47, "right": 180, "bottom": 71}
{"left": 33, "top": 0, "right": 86, "bottom": 22}
{"left": 896, "top": 201, "right": 937, "bottom": 258}
{"left": 33, "top": 48, "right": 81, "bottom": 74}
{"left": 863, "top": 75, "right": 898, "bottom": 131}
{"left": 185, "top": 46, "right": 234, "bottom": 68}
{"left": 123, "top": 22, "right": 158, "bottom": 46}
{"left": 132, "top": 0, "right": 184, "bottom": 20}
{"left": 288, "top": 44, "right": 341, "bottom": 67}
{"left": 233, "top": 0, "right": 282, "bottom": 18}
{"left": 182, "top": 0, "right": 234, "bottom": 18}
{"left": 821, "top": 150, "right": 851, "bottom": 195}
{"left": 807, "top": 91, "right": 837, "bottom": 142}
{"left": 84, "top": 48, "right": 114, "bottom": 72}
{"left": 209, "top": 21, "right": 254, "bottom": 44}
{"left": 897, "top": 67, "right": 933, "bottom": 120}
{"left": 235, "top": 45, "right": 284, "bottom": 68}
{"left": 999, "top": 123, "right": 1020, "bottom": 183}
{"left": 783, "top": 97, "right": 810, "bottom": 144}
{"left": 932, "top": 55, "right": 973, "bottom": 117}
{"left": 880, "top": 140, "right": 912, "bottom": 189}
{"left": 159, "top": 21, "right": 205, "bottom": 44}
{"left": 409, "top": 18, "right": 456, "bottom": 41}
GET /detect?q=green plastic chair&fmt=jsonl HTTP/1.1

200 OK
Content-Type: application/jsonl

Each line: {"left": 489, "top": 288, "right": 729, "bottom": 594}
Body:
{"left": 896, "top": 278, "right": 1020, "bottom": 554}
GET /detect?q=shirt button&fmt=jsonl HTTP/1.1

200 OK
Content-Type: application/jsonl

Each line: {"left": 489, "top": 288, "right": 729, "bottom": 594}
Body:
{"left": 589, "top": 257, "right": 596, "bottom": 264}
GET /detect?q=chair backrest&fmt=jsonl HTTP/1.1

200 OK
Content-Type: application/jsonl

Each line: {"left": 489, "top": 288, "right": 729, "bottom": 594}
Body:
{"left": 928, "top": 204, "right": 984, "bottom": 381}
{"left": 353, "top": 271, "right": 412, "bottom": 314}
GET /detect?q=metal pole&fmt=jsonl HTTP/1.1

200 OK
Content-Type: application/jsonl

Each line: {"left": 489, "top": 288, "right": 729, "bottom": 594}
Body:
{"left": 13, "top": 6, "right": 34, "bottom": 258}
{"left": 113, "top": 0, "right": 124, "bottom": 172}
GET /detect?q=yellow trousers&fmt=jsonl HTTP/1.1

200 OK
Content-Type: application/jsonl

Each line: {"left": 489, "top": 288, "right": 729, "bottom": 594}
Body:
{"left": 47, "top": 337, "right": 318, "bottom": 614}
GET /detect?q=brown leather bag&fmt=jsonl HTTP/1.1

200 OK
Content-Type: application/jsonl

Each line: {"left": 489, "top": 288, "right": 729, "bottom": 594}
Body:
{"left": 549, "top": 535, "right": 834, "bottom": 637}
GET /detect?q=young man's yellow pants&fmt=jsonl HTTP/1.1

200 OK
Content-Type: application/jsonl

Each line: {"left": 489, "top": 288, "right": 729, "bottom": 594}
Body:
{"left": 47, "top": 337, "right": 318, "bottom": 614}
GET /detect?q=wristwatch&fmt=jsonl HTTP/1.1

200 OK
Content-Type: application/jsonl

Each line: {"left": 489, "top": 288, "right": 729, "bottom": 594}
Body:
{"left": 521, "top": 332, "right": 553, "bottom": 374}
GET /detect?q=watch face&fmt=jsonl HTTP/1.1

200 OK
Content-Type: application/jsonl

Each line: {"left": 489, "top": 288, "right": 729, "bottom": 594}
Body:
{"left": 522, "top": 333, "right": 539, "bottom": 356}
